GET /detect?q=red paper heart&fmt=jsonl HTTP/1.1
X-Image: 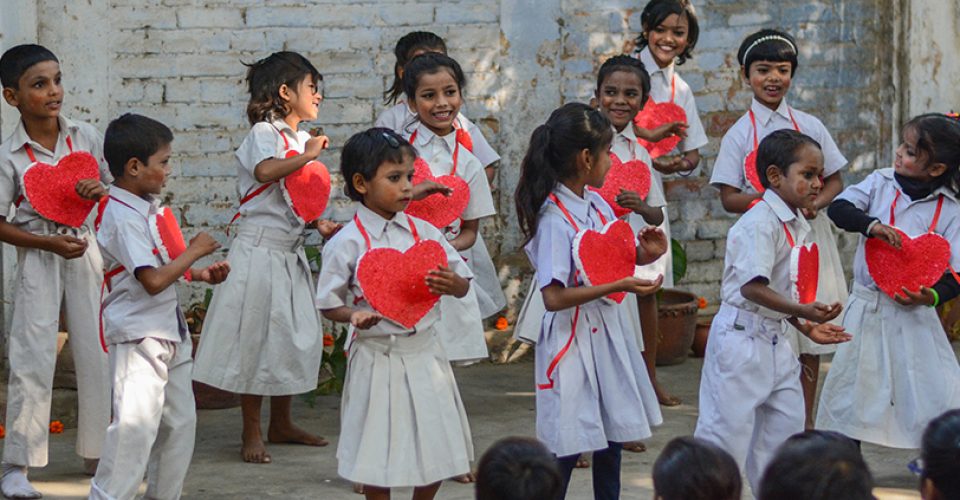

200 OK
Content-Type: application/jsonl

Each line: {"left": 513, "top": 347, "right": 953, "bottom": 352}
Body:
{"left": 744, "top": 149, "right": 766, "bottom": 193}
{"left": 597, "top": 153, "right": 653, "bottom": 217}
{"left": 865, "top": 229, "right": 951, "bottom": 299}
{"left": 149, "top": 206, "right": 192, "bottom": 281}
{"left": 23, "top": 151, "right": 100, "bottom": 227}
{"left": 634, "top": 100, "right": 687, "bottom": 158}
{"left": 405, "top": 159, "right": 470, "bottom": 228}
{"left": 357, "top": 240, "right": 447, "bottom": 328}
{"left": 796, "top": 243, "right": 819, "bottom": 304}
{"left": 572, "top": 220, "right": 637, "bottom": 303}
{"left": 280, "top": 150, "right": 331, "bottom": 224}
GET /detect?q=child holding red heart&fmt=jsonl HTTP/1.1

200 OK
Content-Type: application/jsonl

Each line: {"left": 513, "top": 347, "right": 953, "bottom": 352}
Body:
{"left": 0, "top": 44, "right": 111, "bottom": 498}
{"left": 818, "top": 113, "right": 960, "bottom": 450}
{"left": 316, "top": 128, "right": 474, "bottom": 500}
{"left": 694, "top": 130, "right": 851, "bottom": 494}
{"left": 91, "top": 113, "right": 230, "bottom": 500}
{"left": 515, "top": 102, "right": 667, "bottom": 499}
{"left": 710, "top": 30, "right": 851, "bottom": 427}
{"left": 192, "top": 51, "right": 338, "bottom": 465}
{"left": 400, "top": 53, "right": 505, "bottom": 366}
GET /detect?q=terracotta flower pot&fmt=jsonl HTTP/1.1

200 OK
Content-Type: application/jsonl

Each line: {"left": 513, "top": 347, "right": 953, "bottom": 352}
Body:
{"left": 190, "top": 334, "right": 241, "bottom": 410}
{"left": 691, "top": 316, "right": 713, "bottom": 358}
{"left": 656, "top": 289, "right": 699, "bottom": 366}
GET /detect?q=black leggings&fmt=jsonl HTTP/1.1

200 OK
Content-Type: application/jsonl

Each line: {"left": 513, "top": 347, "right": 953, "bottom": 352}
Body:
{"left": 556, "top": 442, "right": 623, "bottom": 500}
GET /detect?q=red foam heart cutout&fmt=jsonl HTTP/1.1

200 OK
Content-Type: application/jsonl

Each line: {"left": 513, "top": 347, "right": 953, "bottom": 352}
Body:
{"left": 281, "top": 160, "right": 331, "bottom": 224}
{"left": 796, "top": 243, "right": 819, "bottom": 304}
{"left": 743, "top": 149, "right": 766, "bottom": 193}
{"left": 405, "top": 158, "right": 470, "bottom": 228}
{"left": 633, "top": 100, "right": 687, "bottom": 158}
{"left": 149, "top": 206, "right": 192, "bottom": 281}
{"left": 597, "top": 153, "right": 653, "bottom": 217}
{"left": 865, "top": 229, "right": 951, "bottom": 299}
{"left": 357, "top": 240, "right": 447, "bottom": 328}
{"left": 572, "top": 219, "right": 637, "bottom": 303}
{"left": 23, "top": 151, "right": 100, "bottom": 227}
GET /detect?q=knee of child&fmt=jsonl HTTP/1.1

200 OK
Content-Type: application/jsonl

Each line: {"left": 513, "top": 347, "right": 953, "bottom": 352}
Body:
{"left": 475, "top": 437, "right": 562, "bottom": 500}
{"left": 653, "top": 436, "right": 741, "bottom": 500}
{"left": 757, "top": 430, "right": 873, "bottom": 500}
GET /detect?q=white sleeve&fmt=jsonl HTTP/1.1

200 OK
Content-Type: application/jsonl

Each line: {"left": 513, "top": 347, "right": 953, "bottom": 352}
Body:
{"left": 234, "top": 123, "right": 281, "bottom": 178}
{"left": 677, "top": 81, "right": 708, "bottom": 152}
{"left": 710, "top": 124, "right": 751, "bottom": 190}
{"left": 459, "top": 154, "right": 496, "bottom": 220}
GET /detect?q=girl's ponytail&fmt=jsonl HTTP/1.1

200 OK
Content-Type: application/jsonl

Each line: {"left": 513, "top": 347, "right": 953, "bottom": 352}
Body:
{"left": 515, "top": 125, "right": 559, "bottom": 241}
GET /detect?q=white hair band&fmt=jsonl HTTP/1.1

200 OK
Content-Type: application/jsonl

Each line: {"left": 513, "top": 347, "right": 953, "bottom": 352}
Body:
{"left": 742, "top": 35, "right": 797, "bottom": 63}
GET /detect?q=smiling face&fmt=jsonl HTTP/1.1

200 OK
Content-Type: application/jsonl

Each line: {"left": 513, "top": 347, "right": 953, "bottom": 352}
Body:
{"left": 409, "top": 69, "right": 462, "bottom": 137}
{"left": 597, "top": 70, "right": 646, "bottom": 132}
{"left": 746, "top": 59, "right": 793, "bottom": 111}
{"left": 283, "top": 74, "right": 322, "bottom": 124}
{"left": 645, "top": 13, "right": 690, "bottom": 68}
{"left": 2, "top": 60, "right": 63, "bottom": 121}
{"left": 768, "top": 143, "right": 824, "bottom": 211}
{"left": 353, "top": 153, "right": 416, "bottom": 219}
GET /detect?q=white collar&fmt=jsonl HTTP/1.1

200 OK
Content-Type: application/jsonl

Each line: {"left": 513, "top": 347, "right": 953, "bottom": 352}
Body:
{"left": 761, "top": 189, "right": 808, "bottom": 230}
{"left": 109, "top": 186, "right": 158, "bottom": 218}
{"left": 751, "top": 98, "right": 793, "bottom": 126}
{"left": 638, "top": 47, "right": 675, "bottom": 84}
{"left": 10, "top": 115, "right": 80, "bottom": 156}
{"left": 355, "top": 203, "right": 413, "bottom": 240}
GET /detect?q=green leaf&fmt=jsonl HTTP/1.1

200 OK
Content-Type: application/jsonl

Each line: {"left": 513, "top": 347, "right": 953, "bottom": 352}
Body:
{"left": 672, "top": 238, "right": 687, "bottom": 284}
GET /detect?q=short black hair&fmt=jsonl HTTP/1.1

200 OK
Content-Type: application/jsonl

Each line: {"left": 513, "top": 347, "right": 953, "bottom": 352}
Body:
{"left": 634, "top": 0, "right": 700, "bottom": 66}
{"left": 340, "top": 128, "right": 417, "bottom": 202}
{"left": 756, "top": 129, "right": 822, "bottom": 188}
{"left": 921, "top": 409, "right": 960, "bottom": 499}
{"left": 653, "top": 437, "right": 742, "bottom": 500}
{"left": 0, "top": 44, "right": 59, "bottom": 89}
{"left": 401, "top": 52, "right": 466, "bottom": 103}
{"left": 596, "top": 55, "right": 651, "bottom": 106}
{"left": 384, "top": 31, "right": 447, "bottom": 105}
{"left": 758, "top": 430, "right": 874, "bottom": 500}
{"left": 104, "top": 113, "right": 174, "bottom": 179}
{"left": 738, "top": 29, "right": 799, "bottom": 78}
{"left": 475, "top": 437, "right": 563, "bottom": 500}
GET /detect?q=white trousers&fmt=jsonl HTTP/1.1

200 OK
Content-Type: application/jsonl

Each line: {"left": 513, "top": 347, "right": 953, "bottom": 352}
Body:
{"left": 694, "top": 304, "right": 804, "bottom": 493}
{"left": 3, "top": 230, "right": 110, "bottom": 467}
{"left": 90, "top": 338, "right": 196, "bottom": 500}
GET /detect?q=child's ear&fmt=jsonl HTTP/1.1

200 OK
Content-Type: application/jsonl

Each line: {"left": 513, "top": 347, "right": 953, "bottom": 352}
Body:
{"left": 740, "top": 65, "right": 750, "bottom": 82}
{"left": 2, "top": 87, "right": 18, "bottom": 107}
{"left": 278, "top": 83, "right": 292, "bottom": 103}
{"left": 589, "top": 96, "right": 599, "bottom": 109}
{"left": 124, "top": 157, "right": 141, "bottom": 178}
{"left": 578, "top": 148, "right": 593, "bottom": 173}
{"left": 765, "top": 164, "right": 783, "bottom": 188}
{"left": 927, "top": 161, "right": 948, "bottom": 179}
{"left": 352, "top": 173, "right": 369, "bottom": 196}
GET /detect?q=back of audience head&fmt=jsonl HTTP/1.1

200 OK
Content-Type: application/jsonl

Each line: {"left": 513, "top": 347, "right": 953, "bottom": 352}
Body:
{"left": 920, "top": 409, "right": 960, "bottom": 500}
{"left": 653, "top": 436, "right": 741, "bottom": 500}
{"left": 475, "top": 437, "right": 562, "bottom": 500}
{"left": 759, "top": 430, "right": 874, "bottom": 500}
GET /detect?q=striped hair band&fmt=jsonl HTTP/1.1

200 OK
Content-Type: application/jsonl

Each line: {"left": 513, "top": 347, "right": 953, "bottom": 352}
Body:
{"left": 742, "top": 35, "right": 797, "bottom": 62}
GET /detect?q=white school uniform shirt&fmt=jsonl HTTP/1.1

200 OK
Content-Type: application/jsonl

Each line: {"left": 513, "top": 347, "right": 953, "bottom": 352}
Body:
{"left": 98, "top": 186, "right": 186, "bottom": 345}
{"left": 407, "top": 122, "right": 496, "bottom": 222}
{"left": 711, "top": 98, "right": 848, "bottom": 191}
{"left": 637, "top": 47, "right": 708, "bottom": 154}
{"left": 234, "top": 119, "right": 310, "bottom": 234}
{"left": 0, "top": 115, "right": 112, "bottom": 227}
{"left": 609, "top": 124, "right": 667, "bottom": 208}
{"left": 837, "top": 168, "right": 960, "bottom": 291}
{"left": 376, "top": 101, "right": 501, "bottom": 168}
{"left": 720, "top": 189, "right": 811, "bottom": 320}
{"left": 315, "top": 203, "right": 473, "bottom": 336}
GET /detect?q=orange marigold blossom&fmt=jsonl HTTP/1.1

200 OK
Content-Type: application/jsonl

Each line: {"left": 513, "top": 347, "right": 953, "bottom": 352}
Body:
{"left": 495, "top": 316, "right": 508, "bottom": 330}
{"left": 323, "top": 334, "right": 335, "bottom": 347}
{"left": 49, "top": 420, "right": 64, "bottom": 434}
{"left": 698, "top": 297, "right": 708, "bottom": 309}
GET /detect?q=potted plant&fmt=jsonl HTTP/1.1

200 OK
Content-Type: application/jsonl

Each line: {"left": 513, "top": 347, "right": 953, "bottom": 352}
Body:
{"left": 655, "top": 240, "right": 700, "bottom": 365}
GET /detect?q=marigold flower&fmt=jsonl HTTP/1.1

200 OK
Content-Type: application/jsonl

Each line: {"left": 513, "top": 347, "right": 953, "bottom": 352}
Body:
{"left": 495, "top": 316, "right": 508, "bottom": 331}
{"left": 323, "top": 334, "right": 335, "bottom": 347}
{"left": 698, "top": 297, "right": 708, "bottom": 309}
{"left": 49, "top": 420, "right": 64, "bottom": 434}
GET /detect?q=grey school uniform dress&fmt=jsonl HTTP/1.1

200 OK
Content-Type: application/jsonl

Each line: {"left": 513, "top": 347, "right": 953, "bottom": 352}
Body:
{"left": 192, "top": 120, "right": 323, "bottom": 395}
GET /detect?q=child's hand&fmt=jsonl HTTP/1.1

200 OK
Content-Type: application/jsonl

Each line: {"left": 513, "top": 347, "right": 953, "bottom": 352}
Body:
{"left": 194, "top": 260, "right": 231, "bottom": 284}
{"left": 425, "top": 265, "right": 469, "bottom": 297}
{"left": 616, "top": 189, "right": 649, "bottom": 215}
{"left": 75, "top": 179, "right": 107, "bottom": 200}
{"left": 187, "top": 231, "right": 221, "bottom": 258}
{"left": 46, "top": 234, "right": 88, "bottom": 259}
{"left": 304, "top": 135, "right": 330, "bottom": 158}
{"left": 894, "top": 286, "right": 937, "bottom": 306}
{"left": 805, "top": 322, "right": 852, "bottom": 345}
{"left": 648, "top": 121, "right": 688, "bottom": 142}
{"left": 797, "top": 301, "right": 843, "bottom": 323}
{"left": 411, "top": 181, "right": 453, "bottom": 201}
{"left": 350, "top": 310, "right": 382, "bottom": 329}
{"left": 652, "top": 154, "right": 684, "bottom": 174}
{"left": 615, "top": 275, "right": 663, "bottom": 296}
{"left": 637, "top": 226, "right": 668, "bottom": 261}
{"left": 869, "top": 223, "right": 901, "bottom": 249}
{"left": 314, "top": 219, "right": 342, "bottom": 239}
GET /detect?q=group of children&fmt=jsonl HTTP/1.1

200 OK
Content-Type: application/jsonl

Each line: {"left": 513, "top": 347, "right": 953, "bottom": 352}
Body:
{"left": 0, "top": 0, "right": 958, "bottom": 498}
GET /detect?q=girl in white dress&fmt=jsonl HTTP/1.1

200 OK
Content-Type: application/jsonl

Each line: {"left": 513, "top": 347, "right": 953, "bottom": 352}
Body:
{"left": 818, "top": 113, "right": 960, "bottom": 449}
{"left": 317, "top": 128, "right": 474, "bottom": 500}
{"left": 516, "top": 102, "right": 664, "bottom": 499}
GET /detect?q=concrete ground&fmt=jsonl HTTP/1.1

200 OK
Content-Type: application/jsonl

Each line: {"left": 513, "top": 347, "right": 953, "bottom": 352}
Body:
{"left": 15, "top": 349, "right": 937, "bottom": 500}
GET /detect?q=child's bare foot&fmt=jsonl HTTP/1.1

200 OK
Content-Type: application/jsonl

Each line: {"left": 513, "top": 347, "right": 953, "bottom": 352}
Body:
{"left": 267, "top": 422, "right": 329, "bottom": 447}
{"left": 353, "top": 483, "right": 364, "bottom": 494}
{"left": 623, "top": 441, "right": 646, "bottom": 453}
{"left": 451, "top": 472, "right": 476, "bottom": 483}
{"left": 575, "top": 454, "right": 590, "bottom": 468}
{"left": 242, "top": 428, "right": 272, "bottom": 463}
{"left": 656, "top": 387, "right": 681, "bottom": 406}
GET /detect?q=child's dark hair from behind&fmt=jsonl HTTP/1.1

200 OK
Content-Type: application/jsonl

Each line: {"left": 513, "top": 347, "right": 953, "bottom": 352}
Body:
{"left": 401, "top": 52, "right": 466, "bottom": 102}
{"left": 758, "top": 430, "right": 874, "bottom": 500}
{"left": 340, "top": 127, "right": 417, "bottom": 202}
{"left": 104, "top": 113, "right": 174, "bottom": 179}
{"left": 0, "top": 44, "right": 58, "bottom": 89}
{"left": 514, "top": 102, "right": 612, "bottom": 243}
{"left": 475, "top": 437, "right": 562, "bottom": 500}
{"left": 737, "top": 29, "right": 799, "bottom": 77}
{"left": 756, "top": 129, "right": 822, "bottom": 189}
{"left": 244, "top": 51, "right": 322, "bottom": 126}
{"left": 596, "top": 55, "right": 651, "bottom": 104}
{"left": 634, "top": 0, "right": 700, "bottom": 65}
{"left": 920, "top": 409, "right": 960, "bottom": 499}
{"left": 903, "top": 113, "right": 960, "bottom": 196}
{"left": 384, "top": 31, "right": 447, "bottom": 105}
{"left": 652, "top": 437, "right": 741, "bottom": 500}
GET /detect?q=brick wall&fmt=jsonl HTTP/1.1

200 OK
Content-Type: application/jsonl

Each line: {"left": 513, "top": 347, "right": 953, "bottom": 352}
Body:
{"left": 7, "top": 0, "right": 899, "bottom": 311}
